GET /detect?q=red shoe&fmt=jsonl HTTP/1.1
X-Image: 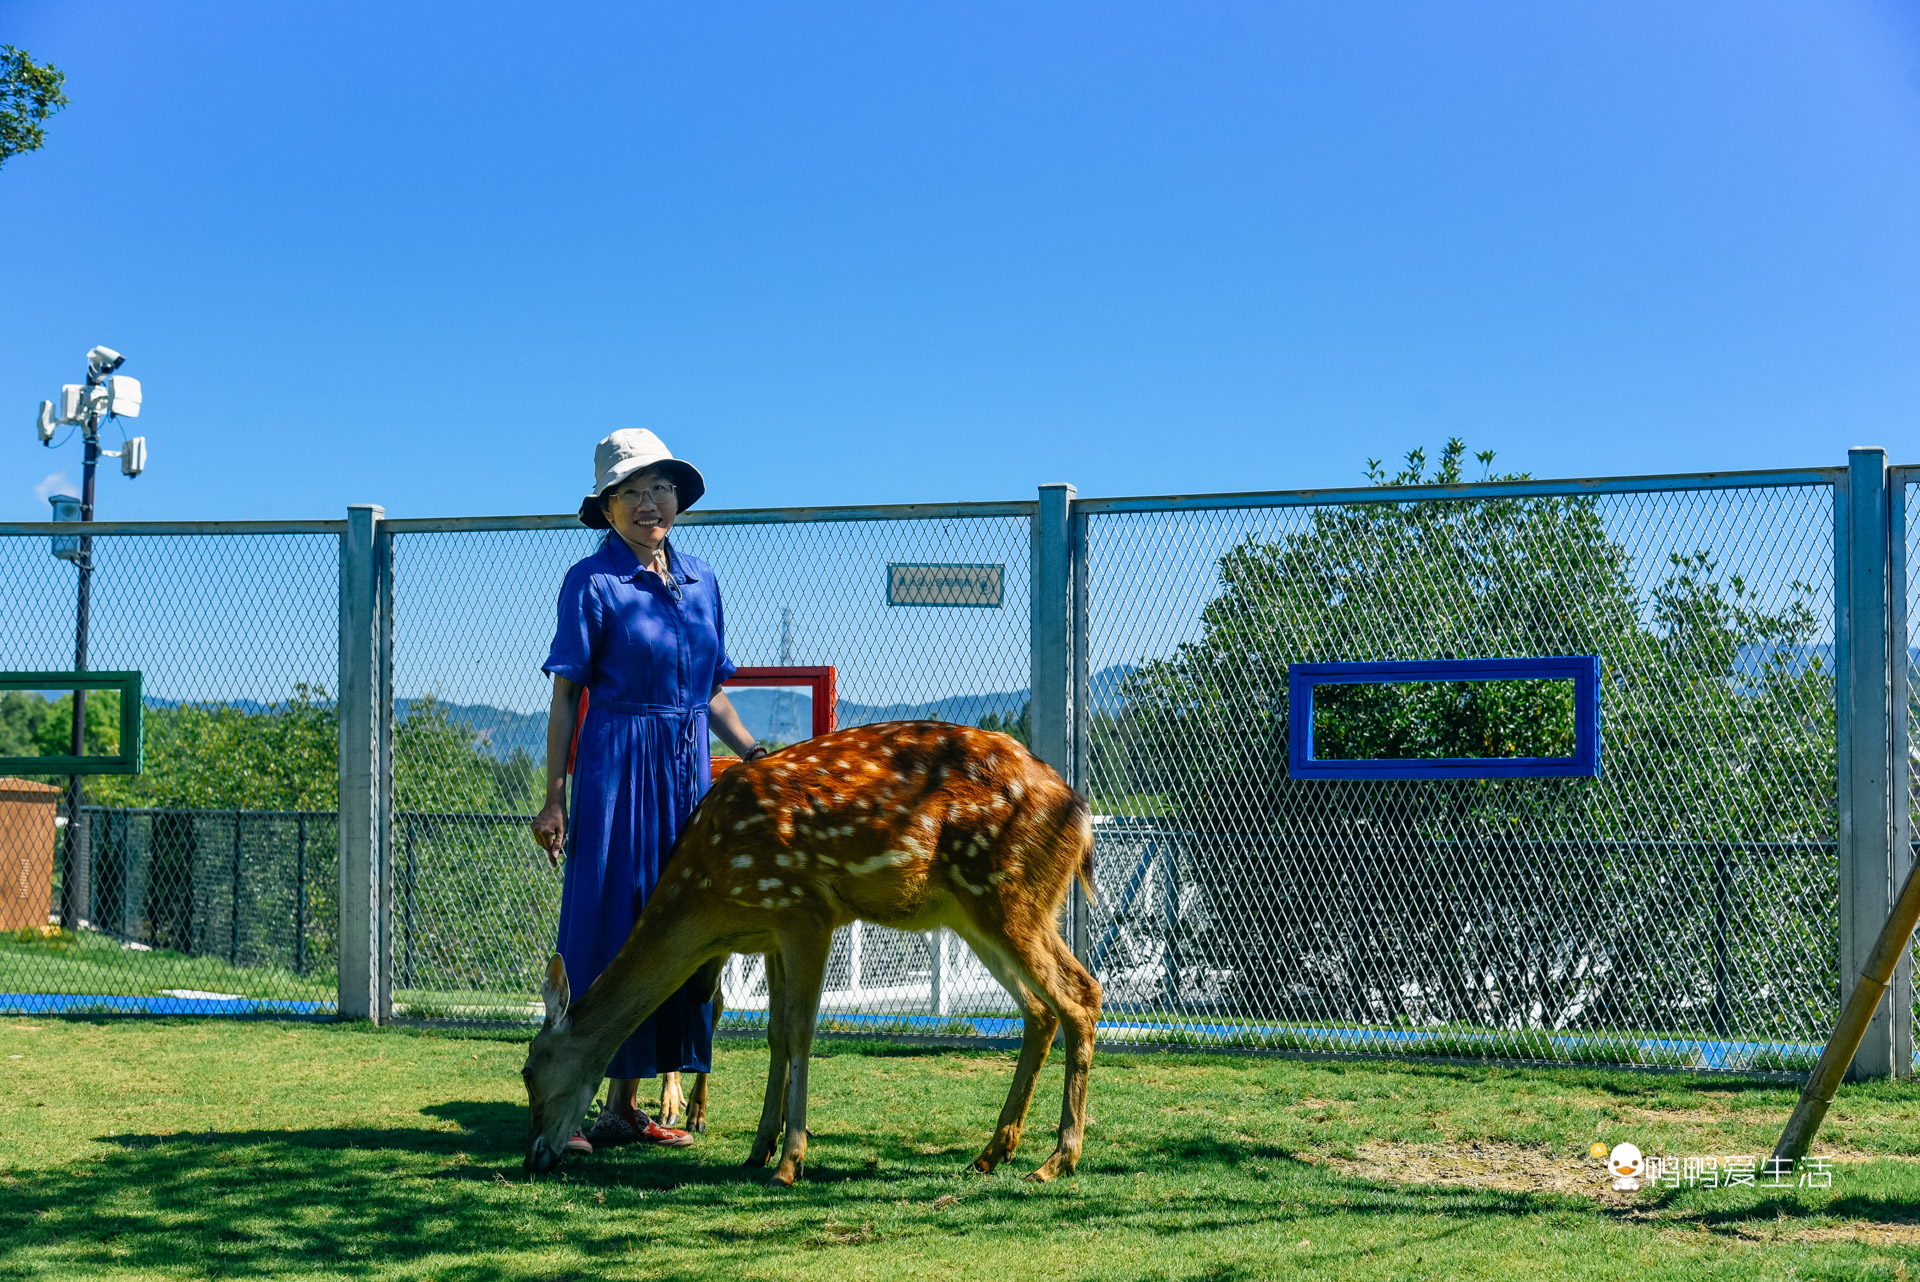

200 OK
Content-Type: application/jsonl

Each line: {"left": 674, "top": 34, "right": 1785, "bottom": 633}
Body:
{"left": 635, "top": 1119, "right": 695, "bottom": 1149}
{"left": 564, "top": 1131, "right": 593, "bottom": 1156}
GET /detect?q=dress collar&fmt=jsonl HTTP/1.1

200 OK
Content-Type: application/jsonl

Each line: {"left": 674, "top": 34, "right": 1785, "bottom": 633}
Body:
{"left": 605, "top": 534, "right": 700, "bottom": 585}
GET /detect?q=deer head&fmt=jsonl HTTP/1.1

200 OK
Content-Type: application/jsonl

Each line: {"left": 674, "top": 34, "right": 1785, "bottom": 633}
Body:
{"left": 522, "top": 955, "right": 599, "bottom": 1174}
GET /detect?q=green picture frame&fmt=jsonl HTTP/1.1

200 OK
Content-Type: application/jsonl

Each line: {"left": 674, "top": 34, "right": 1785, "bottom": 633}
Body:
{"left": 0, "top": 671, "right": 144, "bottom": 775}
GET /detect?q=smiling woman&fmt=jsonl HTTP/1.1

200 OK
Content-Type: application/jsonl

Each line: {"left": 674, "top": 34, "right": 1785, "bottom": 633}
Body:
{"left": 526, "top": 430, "right": 762, "bottom": 1157}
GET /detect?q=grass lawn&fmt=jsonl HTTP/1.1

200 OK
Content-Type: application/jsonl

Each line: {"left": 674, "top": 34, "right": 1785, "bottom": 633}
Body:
{"left": 3, "top": 1019, "right": 1920, "bottom": 1280}
{"left": 0, "top": 930, "right": 332, "bottom": 1004}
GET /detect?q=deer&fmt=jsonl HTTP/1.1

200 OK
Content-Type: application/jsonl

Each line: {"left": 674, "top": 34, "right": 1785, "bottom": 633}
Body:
{"left": 522, "top": 720, "right": 1101, "bottom": 1187}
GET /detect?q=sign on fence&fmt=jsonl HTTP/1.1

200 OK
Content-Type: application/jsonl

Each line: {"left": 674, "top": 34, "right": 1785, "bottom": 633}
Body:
{"left": 886, "top": 562, "right": 1003, "bottom": 608}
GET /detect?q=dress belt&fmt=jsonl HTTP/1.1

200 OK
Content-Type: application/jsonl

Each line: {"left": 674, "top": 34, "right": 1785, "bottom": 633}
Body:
{"left": 589, "top": 699, "right": 708, "bottom": 814}
{"left": 595, "top": 699, "right": 706, "bottom": 717}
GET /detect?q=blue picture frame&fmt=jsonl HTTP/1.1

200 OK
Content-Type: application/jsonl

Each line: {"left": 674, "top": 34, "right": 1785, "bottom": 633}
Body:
{"left": 1287, "top": 656, "right": 1601, "bottom": 780}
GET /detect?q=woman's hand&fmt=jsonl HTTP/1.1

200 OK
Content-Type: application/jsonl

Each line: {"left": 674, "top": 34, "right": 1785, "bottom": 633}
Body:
{"left": 532, "top": 800, "right": 568, "bottom": 868}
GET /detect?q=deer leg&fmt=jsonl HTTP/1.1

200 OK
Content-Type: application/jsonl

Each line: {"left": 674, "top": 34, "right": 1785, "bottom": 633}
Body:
{"left": 962, "top": 941, "right": 1057, "bottom": 1175}
{"left": 687, "top": 956, "right": 725, "bottom": 1134}
{"left": 746, "top": 952, "right": 790, "bottom": 1168}
{"left": 1000, "top": 925, "right": 1101, "bottom": 1183}
{"left": 769, "top": 934, "right": 831, "bottom": 1188}
{"left": 659, "top": 1072, "right": 688, "bottom": 1127}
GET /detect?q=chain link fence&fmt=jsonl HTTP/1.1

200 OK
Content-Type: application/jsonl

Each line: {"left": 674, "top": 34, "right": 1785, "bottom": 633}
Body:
{"left": 384, "top": 513, "right": 1034, "bottom": 1027}
{"left": 0, "top": 529, "right": 339, "bottom": 1014}
{"left": 3, "top": 465, "right": 1910, "bottom": 1075}
{"left": 1080, "top": 482, "right": 1838, "bottom": 1071}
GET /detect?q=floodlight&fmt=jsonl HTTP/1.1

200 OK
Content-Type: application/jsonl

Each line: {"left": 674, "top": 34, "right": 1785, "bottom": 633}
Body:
{"left": 107, "top": 375, "right": 141, "bottom": 418}
{"left": 86, "top": 346, "right": 124, "bottom": 376}
{"left": 36, "top": 400, "right": 55, "bottom": 443}
{"left": 120, "top": 436, "right": 146, "bottom": 477}
{"left": 59, "top": 385, "right": 84, "bottom": 422}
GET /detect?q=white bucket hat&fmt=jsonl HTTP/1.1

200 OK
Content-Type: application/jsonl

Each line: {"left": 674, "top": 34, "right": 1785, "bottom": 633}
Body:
{"left": 578, "top": 429, "right": 707, "bottom": 529}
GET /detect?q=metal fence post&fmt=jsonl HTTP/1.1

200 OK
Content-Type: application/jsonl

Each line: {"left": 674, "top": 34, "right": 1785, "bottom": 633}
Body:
{"left": 1889, "top": 471, "right": 1915, "bottom": 1077}
{"left": 1031, "top": 483, "right": 1086, "bottom": 960}
{"left": 1837, "top": 448, "right": 1894, "bottom": 1079}
{"left": 376, "top": 523, "right": 395, "bottom": 1021}
{"left": 338, "top": 504, "right": 385, "bottom": 1022}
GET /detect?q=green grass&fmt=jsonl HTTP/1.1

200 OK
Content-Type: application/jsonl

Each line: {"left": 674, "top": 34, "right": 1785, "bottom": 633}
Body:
{"left": 0, "top": 929, "right": 332, "bottom": 1003}
{"left": 4, "top": 1019, "right": 1920, "bottom": 1279}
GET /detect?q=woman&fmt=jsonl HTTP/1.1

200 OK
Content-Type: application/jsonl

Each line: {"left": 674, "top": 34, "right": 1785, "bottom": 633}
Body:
{"left": 531, "top": 428, "right": 764, "bottom": 1155}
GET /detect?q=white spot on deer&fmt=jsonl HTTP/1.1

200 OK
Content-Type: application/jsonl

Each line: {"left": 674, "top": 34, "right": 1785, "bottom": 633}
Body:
{"left": 775, "top": 853, "right": 795, "bottom": 868}
{"left": 761, "top": 897, "right": 776, "bottom": 908}
{"left": 757, "top": 877, "right": 782, "bottom": 891}
{"left": 730, "top": 855, "right": 754, "bottom": 869}
{"left": 984, "top": 755, "right": 999, "bottom": 771}
{"left": 854, "top": 798, "right": 871, "bottom": 811}
{"left": 698, "top": 878, "right": 711, "bottom": 889}
{"left": 1007, "top": 780, "right": 1025, "bottom": 801}
{"left": 805, "top": 756, "right": 819, "bottom": 764}
{"left": 893, "top": 771, "right": 908, "bottom": 783}
{"left": 680, "top": 866, "right": 693, "bottom": 879}
{"left": 988, "top": 870, "right": 1012, "bottom": 885}
{"left": 950, "top": 867, "right": 988, "bottom": 896}
{"left": 710, "top": 832, "right": 722, "bottom": 846}
{"left": 817, "top": 855, "right": 839, "bottom": 867}
{"left": 845, "top": 849, "right": 917, "bottom": 876}
{"left": 775, "top": 897, "right": 792, "bottom": 908}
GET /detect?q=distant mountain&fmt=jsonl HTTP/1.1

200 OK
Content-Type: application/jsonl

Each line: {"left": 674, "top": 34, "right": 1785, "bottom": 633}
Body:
{"left": 137, "top": 665, "right": 1144, "bottom": 762}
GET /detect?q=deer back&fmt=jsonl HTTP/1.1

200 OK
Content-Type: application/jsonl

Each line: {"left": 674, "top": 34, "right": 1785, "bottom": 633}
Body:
{"left": 653, "top": 721, "right": 1093, "bottom": 937}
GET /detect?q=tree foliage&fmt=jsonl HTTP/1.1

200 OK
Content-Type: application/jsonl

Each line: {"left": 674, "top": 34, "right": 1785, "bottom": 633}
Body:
{"left": 0, "top": 46, "right": 67, "bottom": 168}
{"left": 1095, "top": 439, "right": 1837, "bottom": 1047}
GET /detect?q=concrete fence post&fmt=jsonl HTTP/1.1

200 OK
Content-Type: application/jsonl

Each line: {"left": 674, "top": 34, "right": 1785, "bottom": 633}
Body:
{"left": 1837, "top": 448, "right": 1896, "bottom": 1079}
{"left": 1031, "top": 483, "right": 1087, "bottom": 961}
{"left": 339, "top": 504, "right": 387, "bottom": 1022}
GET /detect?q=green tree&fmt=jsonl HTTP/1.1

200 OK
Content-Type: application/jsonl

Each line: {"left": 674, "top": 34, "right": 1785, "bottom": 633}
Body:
{"left": 0, "top": 46, "right": 67, "bottom": 168}
{"left": 1099, "top": 439, "right": 1835, "bottom": 1050}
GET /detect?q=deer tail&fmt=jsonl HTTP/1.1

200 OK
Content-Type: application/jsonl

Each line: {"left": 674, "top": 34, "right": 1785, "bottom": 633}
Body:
{"left": 1070, "top": 792, "right": 1096, "bottom": 903}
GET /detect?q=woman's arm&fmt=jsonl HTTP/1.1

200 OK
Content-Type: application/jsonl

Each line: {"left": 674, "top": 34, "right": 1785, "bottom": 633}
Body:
{"left": 708, "top": 687, "right": 758, "bottom": 758}
{"left": 531, "top": 675, "right": 585, "bottom": 867}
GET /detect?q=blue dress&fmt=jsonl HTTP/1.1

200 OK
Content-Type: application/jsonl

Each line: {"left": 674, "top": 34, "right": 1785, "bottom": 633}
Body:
{"left": 544, "top": 534, "right": 736, "bottom": 1080}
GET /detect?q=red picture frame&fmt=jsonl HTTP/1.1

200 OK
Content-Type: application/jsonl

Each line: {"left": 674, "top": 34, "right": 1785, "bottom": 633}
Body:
{"left": 711, "top": 665, "right": 838, "bottom": 774}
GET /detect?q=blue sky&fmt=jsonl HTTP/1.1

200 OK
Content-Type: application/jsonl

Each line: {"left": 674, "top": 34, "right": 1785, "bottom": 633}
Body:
{"left": 3, "top": 1, "right": 1919, "bottom": 522}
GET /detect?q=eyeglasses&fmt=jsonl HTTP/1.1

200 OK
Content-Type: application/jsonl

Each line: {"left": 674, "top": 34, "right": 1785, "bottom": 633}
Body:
{"left": 609, "top": 481, "right": 677, "bottom": 508}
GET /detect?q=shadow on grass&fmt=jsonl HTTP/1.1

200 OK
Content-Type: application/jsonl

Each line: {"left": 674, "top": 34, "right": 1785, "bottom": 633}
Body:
{"left": 4, "top": 1093, "right": 1869, "bottom": 1280}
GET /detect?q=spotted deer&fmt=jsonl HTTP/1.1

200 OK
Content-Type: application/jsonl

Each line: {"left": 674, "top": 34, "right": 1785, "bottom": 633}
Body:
{"left": 523, "top": 720, "right": 1101, "bottom": 1186}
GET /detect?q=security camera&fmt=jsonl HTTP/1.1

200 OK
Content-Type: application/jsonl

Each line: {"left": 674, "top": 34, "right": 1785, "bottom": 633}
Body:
{"left": 86, "top": 346, "right": 125, "bottom": 376}
{"left": 36, "top": 400, "right": 55, "bottom": 443}
{"left": 120, "top": 436, "right": 146, "bottom": 478}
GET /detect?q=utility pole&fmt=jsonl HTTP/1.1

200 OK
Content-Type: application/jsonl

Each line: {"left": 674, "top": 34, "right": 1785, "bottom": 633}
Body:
{"left": 35, "top": 347, "right": 144, "bottom": 930}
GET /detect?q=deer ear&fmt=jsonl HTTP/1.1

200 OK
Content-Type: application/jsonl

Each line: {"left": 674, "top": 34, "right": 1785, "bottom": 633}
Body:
{"left": 541, "top": 954, "right": 571, "bottom": 1032}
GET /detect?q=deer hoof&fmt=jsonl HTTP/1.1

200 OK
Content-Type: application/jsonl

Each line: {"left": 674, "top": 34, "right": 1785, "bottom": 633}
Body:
{"left": 688, "top": 1117, "right": 707, "bottom": 1134}
{"left": 1026, "top": 1151, "right": 1075, "bottom": 1183}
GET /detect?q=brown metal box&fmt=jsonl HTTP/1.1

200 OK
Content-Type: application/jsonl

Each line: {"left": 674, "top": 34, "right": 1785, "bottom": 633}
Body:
{"left": 0, "top": 778, "right": 60, "bottom": 932}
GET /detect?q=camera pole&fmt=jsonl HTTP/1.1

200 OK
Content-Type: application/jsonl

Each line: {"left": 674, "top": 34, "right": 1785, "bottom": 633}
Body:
{"left": 59, "top": 389, "right": 102, "bottom": 930}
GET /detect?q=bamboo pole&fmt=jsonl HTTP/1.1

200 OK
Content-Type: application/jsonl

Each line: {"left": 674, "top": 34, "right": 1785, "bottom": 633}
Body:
{"left": 1771, "top": 849, "right": 1920, "bottom": 1169}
